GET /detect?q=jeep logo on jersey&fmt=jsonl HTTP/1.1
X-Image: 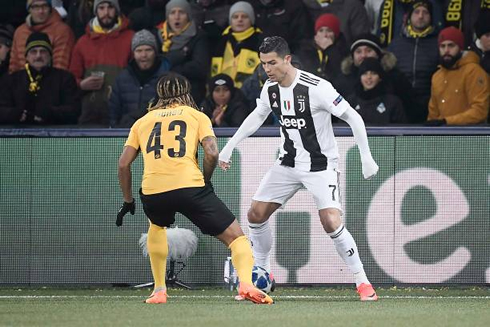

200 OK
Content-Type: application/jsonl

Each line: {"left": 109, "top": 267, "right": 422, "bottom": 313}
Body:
{"left": 279, "top": 116, "right": 307, "bottom": 129}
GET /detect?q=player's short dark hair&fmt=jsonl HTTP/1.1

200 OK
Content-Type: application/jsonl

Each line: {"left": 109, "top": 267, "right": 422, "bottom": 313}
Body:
{"left": 148, "top": 72, "right": 198, "bottom": 111}
{"left": 259, "top": 36, "right": 290, "bottom": 58}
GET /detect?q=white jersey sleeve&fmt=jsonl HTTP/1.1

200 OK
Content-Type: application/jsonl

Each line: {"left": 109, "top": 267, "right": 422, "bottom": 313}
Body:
{"left": 218, "top": 88, "right": 271, "bottom": 163}
{"left": 314, "top": 79, "right": 350, "bottom": 117}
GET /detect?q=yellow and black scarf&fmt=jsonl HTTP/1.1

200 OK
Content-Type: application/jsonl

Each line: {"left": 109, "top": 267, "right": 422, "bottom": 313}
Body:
{"left": 406, "top": 24, "right": 433, "bottom": 38}
{"left": 160, "top": 20, "right": 196, "bottom": 53}
{"left": 25, "top": 63, "right": 42, "bottom": 96}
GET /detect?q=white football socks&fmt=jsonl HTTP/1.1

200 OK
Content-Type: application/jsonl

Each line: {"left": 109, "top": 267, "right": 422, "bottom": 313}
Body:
{"left": 328, "top": 224, "right": 370, "bottom": 287}
{"left": 248, "top": 221, "right": 273, "bottom": 272}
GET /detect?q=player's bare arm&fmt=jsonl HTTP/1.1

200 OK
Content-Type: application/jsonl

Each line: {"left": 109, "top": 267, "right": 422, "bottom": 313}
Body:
{"left": 201, "top": 135, "right": 218, "bottom": 182}
{"left": 118, "top": 145, "right": 139, "bottom": 202}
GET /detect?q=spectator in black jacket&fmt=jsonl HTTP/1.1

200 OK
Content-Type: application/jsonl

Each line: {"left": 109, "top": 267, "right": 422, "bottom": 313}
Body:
{"left": 302, "top": 0, "right": 370, "bottom": 46}
{"left": 190, "top": 0, "right": 230, "bottom": 47}
{"left": 250, "top": 0, "right": 312, "bottom": 53}
{"left": 470, "top": 10, "right": 490, "bottom": 75}
{"left": 388, "top": 0, "right": 439, "bottom": 123}
{"left": 0, "top": 24, "right": 14, "bottom": 78}
{"left": 129, "top": 0, "right": 168, "bottom": 32}
{"left": 0, "top": 32, "right": 80, "bottom": 125}
{"left": 296, "top": 13, "right": 349, "bottom": 84}
{"left": 346, "top": 57, "right": 406, "bottom": 126}
{"left": 337, "top": 33, "right": 415, "bottom": 121}
{"left": 200, "top": 73, "right": 250, "bottom": 127}
{"left": 66, "top": 0, "right": 95, "bottom": 39}
{"left": 109, "top": 30, "right": 170, "bottom": 127}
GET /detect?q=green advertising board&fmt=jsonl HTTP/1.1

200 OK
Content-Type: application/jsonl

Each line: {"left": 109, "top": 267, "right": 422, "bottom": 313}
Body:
{"left": 0, "top": 135, "right": 488, "bottom": 285}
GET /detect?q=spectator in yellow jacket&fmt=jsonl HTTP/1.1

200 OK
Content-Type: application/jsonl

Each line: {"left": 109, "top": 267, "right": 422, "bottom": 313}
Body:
{"left": 210, "top": 1, "right": 262, "bottom": 88}
{"left": 426, "top": 27, "right": 489, "bottom": 126}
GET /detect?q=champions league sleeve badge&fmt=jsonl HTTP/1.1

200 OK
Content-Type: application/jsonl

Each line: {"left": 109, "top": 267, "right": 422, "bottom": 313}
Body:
{"left": 333, "top": 95, "right": 343, "bottom": 106}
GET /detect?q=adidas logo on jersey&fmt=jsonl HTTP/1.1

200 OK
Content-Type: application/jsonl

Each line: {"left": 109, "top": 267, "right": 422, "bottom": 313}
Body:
{"left": 279, "top": 116, "right": 307, "bottom": 130}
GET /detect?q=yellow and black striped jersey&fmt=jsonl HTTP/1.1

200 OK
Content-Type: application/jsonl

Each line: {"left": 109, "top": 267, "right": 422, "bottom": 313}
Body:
{"left": 125, "top": 106, "right": 215, "bottom": 194}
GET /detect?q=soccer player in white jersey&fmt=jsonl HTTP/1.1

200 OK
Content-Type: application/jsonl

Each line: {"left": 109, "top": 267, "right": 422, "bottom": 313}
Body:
{"left": 219, "top": 36, "right": 379, "bottom": 301}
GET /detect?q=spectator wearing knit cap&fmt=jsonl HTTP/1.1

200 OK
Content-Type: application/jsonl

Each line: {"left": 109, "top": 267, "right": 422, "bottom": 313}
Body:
{"left": 346, "top": 57, "right": 406, "bottom": 125}
{"left": 336, "top": 33, "right": 415, "bottom": 121}
{"left": 200, "top": 73, "right": 251, "bottom": 127}
{"left": 69, "top": 0, "right": 134, "bottom": 125}
{"left": 250, "top": 0, "right": 312, "bottom": 53}
{"left": 210, "top": 1, "right": 263, "bottom": 88}
{"left": 0, "top": 31, "right": 80, "bottom": 125}
{"left": 387, "top": 0, "right": 439, "bottom": 123}
{"left": 430, "top": 27, "right": 488, "bottom": 123}
{"left": 296, "top": 13, "right": 349, "bottom": 84}
{"left": 425, "top": 27, "right": 489, "bottom": 126}
{"left": 375, "top": 0, "right": 445, "bottom": 47}
{"left": 470, "top": 10, "right": 490, "bottom": 75}
{"left": 0, "top": 24, "right": 15, "bottom": 77}
{"left": 9, "top": 0, "right": 75, "bottom": 74}
{"left": 153, "top": 0, "right": 210, "bottom": 105}
{"left": 109, "top": 29, "right": 170, "bottom": 127}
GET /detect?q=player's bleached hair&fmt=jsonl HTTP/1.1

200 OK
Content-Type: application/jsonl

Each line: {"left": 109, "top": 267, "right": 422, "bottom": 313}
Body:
{"left": 148, "top": 72, "right": 198, "bottom": 111}
{"left": 259, "top": 36, "right": 290, "bottom": 58}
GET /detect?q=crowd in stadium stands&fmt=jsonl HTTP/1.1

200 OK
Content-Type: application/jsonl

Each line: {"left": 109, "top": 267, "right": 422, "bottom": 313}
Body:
{"left": 0, "top": 0, "right": 488, "bottom": 127}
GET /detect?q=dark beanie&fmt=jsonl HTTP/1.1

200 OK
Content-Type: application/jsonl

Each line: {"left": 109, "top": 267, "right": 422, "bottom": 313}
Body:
{"left": 350, "top": 33, "right": 383, "bottom": 58}
{"left": 438, "top": 26, "right": 464, "bottom": 49}
{"left": 474, "top": 10, "right": 490, "bottom": 39}
{"left": 315, "top": 13, "right": 340, "bottom": 38}
{"left": 209, "top": 73, "right": 234, "bottom": 94}
{"left": 0, "top": 24, "right": 15, "bottom": 47}
{"left": 93, "top": 0, "right": 120, "bottom": 15}
{"left": 358, "top": 57, "right": 384, "bottom": 78}
{"left": 25, "top": 32, "right": 52, "bottom": 55}
{"left": 407, "top": 0, "right": 433, "bottom": 20}
{"left": 26, "top": 0, "right": 52, "bottom": 10}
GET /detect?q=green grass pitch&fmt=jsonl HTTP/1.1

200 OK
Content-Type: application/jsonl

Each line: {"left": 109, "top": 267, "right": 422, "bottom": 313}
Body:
{"left": 1, "top": 286, "right": 489, "bottom": 327}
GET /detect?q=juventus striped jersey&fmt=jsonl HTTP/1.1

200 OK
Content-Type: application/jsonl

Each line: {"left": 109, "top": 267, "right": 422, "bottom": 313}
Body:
{"left": 257, "top": 69, "right": 350, "bottom": 171}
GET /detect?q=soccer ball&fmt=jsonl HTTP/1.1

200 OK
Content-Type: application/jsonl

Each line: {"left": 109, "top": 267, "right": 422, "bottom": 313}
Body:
{"left": 251, "top": 266, "right": 273, "bottom": 293}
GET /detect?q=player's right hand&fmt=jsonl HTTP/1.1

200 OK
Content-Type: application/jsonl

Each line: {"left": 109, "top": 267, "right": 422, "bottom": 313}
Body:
{"left": 361, "top": 156, "right": 379, "bottom": 180}
{"left": 116, "top": 200, "right": 135, "bottom": 227}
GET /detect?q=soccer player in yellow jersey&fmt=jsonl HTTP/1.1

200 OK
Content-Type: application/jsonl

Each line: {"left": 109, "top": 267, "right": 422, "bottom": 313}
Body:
{"left": 116, "top": 73, "right": 273, "bottom": 305}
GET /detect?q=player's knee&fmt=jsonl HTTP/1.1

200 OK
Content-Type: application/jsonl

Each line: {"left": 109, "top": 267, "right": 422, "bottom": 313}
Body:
{"left": 247, "top": 207, "right": 267, "bottom": 224}
{"left": 319, "top": 208, "right": 342, "bottom": 232}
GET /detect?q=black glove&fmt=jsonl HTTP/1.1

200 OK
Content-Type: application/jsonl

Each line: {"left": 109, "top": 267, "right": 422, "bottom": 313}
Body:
{"left": 116, "top": 200, "right": 135, "bottom": 226}
{"left": 424, "top": 119, "right": 446, "bottom": 126}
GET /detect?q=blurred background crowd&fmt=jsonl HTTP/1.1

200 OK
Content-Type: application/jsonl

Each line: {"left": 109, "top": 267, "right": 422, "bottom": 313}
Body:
{"left": 0, "top": 0, "right": 488, "bottom": 127}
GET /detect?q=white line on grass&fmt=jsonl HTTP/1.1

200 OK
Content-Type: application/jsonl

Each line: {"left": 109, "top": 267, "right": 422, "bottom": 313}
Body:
{"left": 1, "top": 295, "right": 489, "bottom": 300}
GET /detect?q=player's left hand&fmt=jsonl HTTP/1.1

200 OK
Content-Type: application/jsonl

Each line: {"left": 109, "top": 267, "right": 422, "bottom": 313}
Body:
{"left": 116, "top": 200, "right": 135, "bottom": 226}
{"left": 361, "top": 156, "right": 379, "bottom": 180}
{"left": 218, "top": 160, "right": 232, "bottom": 171}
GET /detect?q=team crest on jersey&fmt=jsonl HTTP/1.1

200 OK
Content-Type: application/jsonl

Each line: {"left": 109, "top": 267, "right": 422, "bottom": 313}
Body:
{"left": 283, "top": 100, "right": 291, "bottom": 111}
{"left": 333, "top": 95, "right": 343, "bottom": 106}
{"left": 296, "top": 95, "right": 306, "bottom": 112}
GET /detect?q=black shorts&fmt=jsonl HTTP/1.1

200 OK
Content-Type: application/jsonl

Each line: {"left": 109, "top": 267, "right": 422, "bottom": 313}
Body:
{"left": 139, "top": 183, "right": 236, "bottom": 236}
